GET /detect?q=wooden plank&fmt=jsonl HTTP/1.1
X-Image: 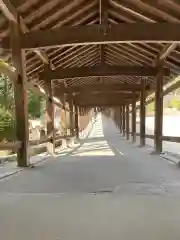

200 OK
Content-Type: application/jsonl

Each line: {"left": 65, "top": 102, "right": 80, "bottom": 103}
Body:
{"left": 3, "top": 23, "right": 180, "bottom": 49}
{"left": 154, "top": 63, "right": 164, "bottom": 153}
{"left": 40, "top": 65, "right": 170, "bottom": 80}
{"left": 140, "top": 78, "right": 146, "bottom": 146}
{"left": 131, "top": 92, "right": 136, "bottom": 142}
{"left": 162, "top": 136, "right": 180, "bottom": 142}
{"left": 126, "top": 104, "right": 129, "bottom": 140}
{"left": 10, "top": 16, "right": 29, "bottom": 167}
{"left": 0, "top": 141, "right": 21, "bottom": 151}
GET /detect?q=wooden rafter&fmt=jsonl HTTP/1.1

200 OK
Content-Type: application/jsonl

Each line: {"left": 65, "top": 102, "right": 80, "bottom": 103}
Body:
{"left": 157, "top": 43, "right": 178, "bottom": 63}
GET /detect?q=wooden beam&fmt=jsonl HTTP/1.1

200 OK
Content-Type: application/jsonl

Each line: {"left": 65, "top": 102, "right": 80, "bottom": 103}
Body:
{"left": 40, "top": 65, "right": 170, "bottom": 80}
{"left": 57, "top": 83, "right": 143, "bottom": 94}
{"left": 74, "top": 93, "right": 134, "bottom": 104}
{"left": 75, "top": 92, "right": 135, "bottom": 98}
{"left": 3, "top": 23, "right": 180, "bottom": 49}
{"left": 140, "top": 78, "right": 146, "bottom": 147}
{"left": 78, "top": 103, "right": 129, "bottom": 107}
{"left": 154, "top": 63, "right": 164, "bottom": 153}
{"left": 10, "top": 16, "right": 29, "bottom": 167}
{"left": 131, "top": 92, "right": 136, "bottom": 142}
{"left": 126, "top": 104, "right": 129, "bottom": 140}
{"left": 158, "top": 43, "right": 177, "bottom": 63}
{"left": 0, "top": 0, "right": 54, "bottom": 67}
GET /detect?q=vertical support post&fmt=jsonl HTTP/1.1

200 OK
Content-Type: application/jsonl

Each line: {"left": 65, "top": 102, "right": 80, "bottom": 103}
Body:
{"left": 154, "top": 63, "right": 164, "bottom": 153}
{"left": 75, "top": 105, "right": 79, "bottom": 139}
{"left": 46, "top": 80, "right": 55, "bottom": 154}
{"left": 132, "top": 93, "right": 136, "bottom": 142}
{"left": 119, "top": 106, "right": 122, "bottom": 133}
{"left": 122, "top": 105, "right": 126, "bottom": 136}
{"left": 140, "top": 78, "right": 146, "bottom": 146}
{"left": 69, "top": 98, "right": 74, "bottom": 136}
{"left": 64, "top": 108, "right": 67, "bottom": 136}
{"left": 63, "top": 94, "right": 68, "bottom": 136}
{"left": 10, "top": 16, "right": 29, "bottom": 167}
{"left": 126, "top": 104, "right": 129, "bottom": 140}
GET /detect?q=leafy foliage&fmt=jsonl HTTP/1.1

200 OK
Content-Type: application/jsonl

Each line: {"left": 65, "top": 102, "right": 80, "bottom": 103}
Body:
{"left": 146, "top": 102, "right": 155, "bottom": 112}
{"left": 0, "top": 73, "right": 44, "bottom": 141}
{"left": 0, "top": 75, "right": 15, "bottom": 141}
{"left": 0, "top": 107, "right": 15, "bottom": 141}
{"left": 0, "top": 75, "right": 13, "bottom": 109}
{"left": 168, "top": 97, "right": 180, "bottom": 110}
{"left": 28, "top": 89, "right": 43, "bottom": 119}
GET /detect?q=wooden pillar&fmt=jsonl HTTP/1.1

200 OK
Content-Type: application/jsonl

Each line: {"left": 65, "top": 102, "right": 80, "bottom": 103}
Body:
{"left": 140, "top": 78, "right": 146, "bottom": 146}
{"left": 75, "top": 105, "right": 79, "bottom": 139}
{"left": 122, "top": 105, "right": 126, "bottom": 136}
{"left": 69, "top": 98, "right": 74, "bottom": 136}
{"left": 126, "top": 104, "right": 129, "bottom": 140}
{"left": 46, "top": 80, "right": 55, "bottom": 154}
{"left": 119, "top": 106, "right": 122, "bottom": 133}
{"left": 10, "top": 16, "right": 29, "bottom": 167}
{"left": 64, "top": 108, "right": 67, "bottom": 136}
{"left": 132, "top": 93, "right": 136, "bottom": 142}
{"left": 154, "top": 63, "right": 164, "bottom": 153}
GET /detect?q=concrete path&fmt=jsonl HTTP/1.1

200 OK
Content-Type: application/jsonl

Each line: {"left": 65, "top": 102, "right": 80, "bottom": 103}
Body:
{"left": 1, "top": 114, "right": 180, "bottom": 239}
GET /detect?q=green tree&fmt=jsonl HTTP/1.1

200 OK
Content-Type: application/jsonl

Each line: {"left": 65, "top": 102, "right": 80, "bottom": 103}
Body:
{"left": 0, "top": 107, "right": 15, "bottom": 141}
{"left": 146, "top": 102, "right": 155, "bottom": 112}
{"left": 28, "top": 89, "right": 43, "bottom": 119}
{"left": 0, "top": 75, "right": 15, "bottom": 141}
{"left": 0, "top": 61, "right": 45, "bottom": 141}
{"left": 168, "top": 97, "right": 180, "bottom": 110}
{"left": 0, "top": 75, "right": 14, "bottom": 109}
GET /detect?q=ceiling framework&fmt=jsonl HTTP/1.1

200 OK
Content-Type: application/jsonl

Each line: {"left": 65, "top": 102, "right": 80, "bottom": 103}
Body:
{"left": 0, "top": 0, "right": 180, "bottom": 107}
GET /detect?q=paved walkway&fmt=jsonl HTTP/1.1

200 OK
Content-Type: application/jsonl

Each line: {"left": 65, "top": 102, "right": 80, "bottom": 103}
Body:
{"left": 1, "top": 114, "right": 180, "bottom": 239}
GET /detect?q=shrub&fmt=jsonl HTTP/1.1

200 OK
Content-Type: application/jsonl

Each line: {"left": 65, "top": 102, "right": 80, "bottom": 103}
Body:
{"left": 0, "top": 107, "right": 16, "bottom": 141}
{"left": 168, "top": 97, "right": 180, "bottom": 110}
{"left": 146, "top": 102, "right": 155, "bottom": 112}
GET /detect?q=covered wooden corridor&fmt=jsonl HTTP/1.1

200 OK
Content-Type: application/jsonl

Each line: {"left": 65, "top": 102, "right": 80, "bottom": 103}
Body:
{"left": 1, "top": 0, "right": 180, "bottom": 167}
{"left": 2, "top": 2, "right": 180, "bottom": 238}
